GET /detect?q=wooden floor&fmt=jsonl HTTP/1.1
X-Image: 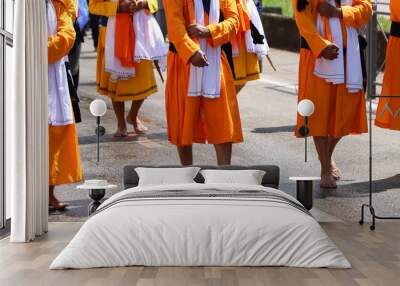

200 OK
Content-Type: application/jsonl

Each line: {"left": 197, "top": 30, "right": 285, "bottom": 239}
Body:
{"left": 0, "top": 222, "right": 399, "bottom": 286}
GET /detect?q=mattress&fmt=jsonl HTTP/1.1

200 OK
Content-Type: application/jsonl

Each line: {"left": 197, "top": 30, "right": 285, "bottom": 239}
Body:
{"left": 50, "top": 183, "right": 350, "bottom": 269}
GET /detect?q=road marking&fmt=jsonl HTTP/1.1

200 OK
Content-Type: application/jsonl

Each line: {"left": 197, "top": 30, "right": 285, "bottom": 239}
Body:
{"left": 257, "top": 77, "right": 298, "bottom": 92}
{"left": 137, "top": 139, "right": 162, "bottom": 149}
{"left": 257, "top": 76, "right": 378, "bottom": 114}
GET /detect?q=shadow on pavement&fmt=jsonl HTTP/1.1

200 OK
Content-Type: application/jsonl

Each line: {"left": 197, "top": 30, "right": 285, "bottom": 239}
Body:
{"left": 78, "top": 81, "right": 97, "bottom": 87}
{"left": 49, "top": 199, "right": 91, "bottom": 220}
{"left": 79, "top": 132, "right": 168, "bottom": 145}
{"left": 262, "top": 85, "right": 297, "bottom": 96}
{"left": 315, "top": 174, "right": 400, "bottom": 199}
{"left": 252, "top": 125, "right": 295, "bottom": 134}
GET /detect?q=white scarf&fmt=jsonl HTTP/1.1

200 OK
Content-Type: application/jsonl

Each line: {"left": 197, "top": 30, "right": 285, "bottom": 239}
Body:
{"left": 188, "top": 0, "right": 221, "bottom": 98}
{"left": 105, "top": 1, "right": 167, "bottom": 82}
{"left": 232, "top": 0, "right": 269, "bottom": 59}
{"left": 245, "top": 0, "right": 269, "bottom": 59}
{"left": 47, "top": 0, "right": 74, "bottom": 126}
{"left": 314, "top": 0, "right": 363, "bottom": 93}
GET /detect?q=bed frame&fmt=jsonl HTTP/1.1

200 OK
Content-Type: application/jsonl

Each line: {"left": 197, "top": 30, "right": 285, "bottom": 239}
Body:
{"left": 123, "top": 165, "right": 280, "bottom": 189}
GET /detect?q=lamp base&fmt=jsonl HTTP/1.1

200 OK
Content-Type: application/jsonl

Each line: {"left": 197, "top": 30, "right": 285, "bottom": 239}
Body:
{"left": 296, "top": 180, "right": 313, "bottom": 210}
{"left": 289, "top": 177, "right": 319, "bottom": 210}
{"left": 95, "top": 125, "right": 106, "bottom": 136}
{"left": 88, "top": 188, "right": 106, "bottom": 215}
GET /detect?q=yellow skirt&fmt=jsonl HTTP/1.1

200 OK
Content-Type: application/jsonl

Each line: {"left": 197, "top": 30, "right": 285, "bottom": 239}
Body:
{"left": 49, "top": 124, "right": 83, "bottom": 186}
{"left": 233, "top": 40, "right": 260, "bottom": 86}
{"left": 375, "top": 36, "right": 400, "bottom": 130}
{"left": 295, "top": 49, "right": 368, "bottom": 138}
{"left": 96, "top": 26, "right": 157, "bottom": 102}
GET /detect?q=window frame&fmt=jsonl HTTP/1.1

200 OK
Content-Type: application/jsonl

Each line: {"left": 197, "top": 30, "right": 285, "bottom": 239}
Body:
{"left": 0, "top": 0, "right": 13, "bottom": 230}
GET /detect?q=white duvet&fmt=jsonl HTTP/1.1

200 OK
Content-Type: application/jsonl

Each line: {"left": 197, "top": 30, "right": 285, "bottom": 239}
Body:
{"left": 50, "top": 183, "right": 350, "bottom": 269}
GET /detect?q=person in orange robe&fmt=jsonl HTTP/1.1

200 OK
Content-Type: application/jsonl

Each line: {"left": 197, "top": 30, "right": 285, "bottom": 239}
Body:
{"left": 375, "top": 0, "right": 400, "bottom": 130}
{"left": 164, "top": 0, "right": 243, "bottom": 166}
{"left": 90, "top": 0, "right": 160, "bottom": 137}
{"left": 293, "top": 0, "right": 372, "bottom": 188}
{"left": 232, "top": 0, "right": 261, "bottom": 93}
{"left": 48, "top": 0, "right": 83, "bottom": 210}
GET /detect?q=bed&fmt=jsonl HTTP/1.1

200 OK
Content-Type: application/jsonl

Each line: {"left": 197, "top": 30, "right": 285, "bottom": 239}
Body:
{"left": 50, "top": 165, "right": 350, "bottom": 269}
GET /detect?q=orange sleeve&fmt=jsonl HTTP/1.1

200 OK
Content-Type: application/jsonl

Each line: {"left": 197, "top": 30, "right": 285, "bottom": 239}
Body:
{"left": 63, "top": 0, "right": 77, "bottom": 20}
{"left": 48, "top": 2, "right": 76, "bottom": 64}
{"left": 89, "top": 0, "right": 118, "bottom": 16}
{"left": 292, "top": 0, "right": 331, "bottom": 58}
{"left": 207, "top": 0, "right": 239, "bottom": 47}
{"left": 341, "top": 0, "right": 372, "bottom": 28}
{"left": 163, "top": 0, "right": 200, "bottom": 63}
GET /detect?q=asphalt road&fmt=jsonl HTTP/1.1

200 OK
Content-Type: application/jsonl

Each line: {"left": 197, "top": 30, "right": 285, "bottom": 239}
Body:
{"left": 50, "top": 37, "right": 400, "bottom": 224}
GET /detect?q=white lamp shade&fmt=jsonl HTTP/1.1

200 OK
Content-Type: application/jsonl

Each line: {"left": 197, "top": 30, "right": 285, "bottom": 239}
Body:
{"left": 297, "top": 99, "right": 315, "bottom": 117}
{"left": 90, "top": 99, "right": 107, "bottom": 117}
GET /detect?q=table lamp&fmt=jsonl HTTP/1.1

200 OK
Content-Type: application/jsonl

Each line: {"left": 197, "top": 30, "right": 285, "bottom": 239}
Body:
{"left": 89, "top": 99, "right": 107, "bottom": 162}
{"left": 297, "top": 99, "right": 315, "bottom": 162}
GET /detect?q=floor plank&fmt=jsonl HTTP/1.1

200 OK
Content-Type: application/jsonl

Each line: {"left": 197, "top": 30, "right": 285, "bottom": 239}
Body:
{"left": 0, "top": 222, "right": 399, "bottom": 286}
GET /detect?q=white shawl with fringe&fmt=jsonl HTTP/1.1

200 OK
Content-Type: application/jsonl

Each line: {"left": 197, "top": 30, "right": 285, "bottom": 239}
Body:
{"left": 47, "top": 0, "right": 74, "bottom": 126}
{"left": 314, "top": 0, "right": 363, "bottom": 93}
{"left": 105, "top": 1, "right": 167, "bottom": 82}
{"left": 232, "top": 0, "right": 269, "bottom": 60}
{"left": 188, "top": 0, "right": 221, "bottom": 99}
{"left": 244, "top": 0, "right": 269, "bottom": 59}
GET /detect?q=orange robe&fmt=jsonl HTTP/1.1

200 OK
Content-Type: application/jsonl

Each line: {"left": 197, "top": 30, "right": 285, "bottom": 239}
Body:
{"left": 48, "top": 0, "right": 83, "bottom": 186}
{"left": 232, "top": 0, "right": 260, "bottom": 86}
{"left": 293, "top": 0, "right": 372, "bottom": 137}
{"left": 375, "top": 0, "right": 400, "bottom": 130}
{"left": 89, "top": 0, "right": 159, "bottom": 102}
{"left": 164, "top": 0, "right": 243, "bottom": 146}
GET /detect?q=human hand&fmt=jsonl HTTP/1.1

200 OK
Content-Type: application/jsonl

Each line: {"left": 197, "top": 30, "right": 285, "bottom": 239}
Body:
{"left": 317, "top": 1, "right": 342, "bottom": 18}
{"left": 117, "top": 0, "right": 133, "bottom": 13}
{"left": 189, "top": 50, "right": 209, "bottom": 67}
{"left": 320, "top": 44, "right": 339, "bottom": 60}
{"left": 134, "top": 0, "right": 148, "bottom": 11}
{"left": 187, "top": 24, "right": 211, "bottom": 39}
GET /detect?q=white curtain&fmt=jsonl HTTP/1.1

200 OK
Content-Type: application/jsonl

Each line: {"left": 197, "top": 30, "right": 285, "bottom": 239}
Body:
{"left": 7, "top": 0, "right": 48, "bottom": 242}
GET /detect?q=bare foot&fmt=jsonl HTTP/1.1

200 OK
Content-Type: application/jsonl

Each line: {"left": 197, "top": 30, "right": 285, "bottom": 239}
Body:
{"left": 330, "top": 161, "right": 342, "bottom": 181}
{"left": 127, "top": 115, "right": 148, "bottom": 134}
{"left": 113, "top": 128, "right": 128, "bottom": 137}
{"left": 320, "top": 173, "right": 337, "bottom": 189}
{"left": 134, "top": 118, "right": 148, "bottom": 133}
{"left": 49, "top": 199, "right": 69, "bottom": 211}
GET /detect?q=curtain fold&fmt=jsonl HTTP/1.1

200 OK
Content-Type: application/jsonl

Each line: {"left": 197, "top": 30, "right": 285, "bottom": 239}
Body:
{"left": 8, "top": 0, "right": 48, "bottom": 242}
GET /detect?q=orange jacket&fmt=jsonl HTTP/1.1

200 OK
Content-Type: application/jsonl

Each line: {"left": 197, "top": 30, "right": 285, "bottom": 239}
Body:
{"left": 163, "top": 0, "right": 239, "bottom": 63}
{"left": 292, "top": 0, "right": 372, "bottom": 57}
{"left": 89, "top": 0, "right": 158, "bottom": 16}
{"left": 48, "top": 0, "right": 76, "bottom": 64}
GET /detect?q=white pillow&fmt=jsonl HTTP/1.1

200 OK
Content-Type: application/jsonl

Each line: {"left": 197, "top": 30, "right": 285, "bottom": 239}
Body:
{"left": 135, "top": 167, "right": 201, "bottom": 186}
{"left": 200, "top": 169, "right": 266, "bottom": 185}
